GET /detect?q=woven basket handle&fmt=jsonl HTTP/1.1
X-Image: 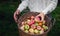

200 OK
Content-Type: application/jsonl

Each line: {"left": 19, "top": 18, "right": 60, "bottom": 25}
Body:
{"left": 15, "top": 13, "right": 20, "bottom": 23}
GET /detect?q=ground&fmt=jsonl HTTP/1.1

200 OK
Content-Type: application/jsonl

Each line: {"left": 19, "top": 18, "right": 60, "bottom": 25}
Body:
{"left": 0, "top": 2, "right": 60, "bottom": 36}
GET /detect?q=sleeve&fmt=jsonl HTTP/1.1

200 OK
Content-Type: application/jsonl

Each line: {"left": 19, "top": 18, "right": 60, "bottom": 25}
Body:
{"left": 42, "top": 0, "right": 58, "bottom": 15}
{"left": 17, "top": 0, "right": 29, "bottom": 12}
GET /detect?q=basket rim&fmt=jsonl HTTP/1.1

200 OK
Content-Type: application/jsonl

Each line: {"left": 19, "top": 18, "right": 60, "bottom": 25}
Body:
{"left": 17, "top": 12, "right": 52, "bottom": 35}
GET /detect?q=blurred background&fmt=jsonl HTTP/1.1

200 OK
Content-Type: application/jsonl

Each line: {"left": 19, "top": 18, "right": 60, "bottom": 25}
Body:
{"left": 0, "top": 0, "right": 60, "bottom": 36}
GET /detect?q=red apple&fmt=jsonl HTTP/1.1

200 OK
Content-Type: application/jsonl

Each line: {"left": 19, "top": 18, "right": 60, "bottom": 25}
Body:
{"left": 27, "top": 19, "right": 35, "bottom": 25}
{"left": 30, "top": 19, "right": 35, "bottom": 24}
{"left": 35, "top": 17, "right": 40, "bottom": 22}
{"left": 37, "top": 26, "right": 41, "bottom": 30}
{"left": 31, "top": 24, "right": 36, "bottom": 29}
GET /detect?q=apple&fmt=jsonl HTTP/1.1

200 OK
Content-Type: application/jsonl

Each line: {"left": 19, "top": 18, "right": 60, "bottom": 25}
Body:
{"left": 27, "top": 19, "right": 31, "bottom": 22}
{"left": 34, "top": 29, "right": 39, "bottom": 34}
{"left": 31, "top": 24, "right": 36, "bottom": 29}
{"left": 27, "top": 20, "right": 31, "bottom": 25}
{"left": 41, "top": 28, "right": 44, "bottom": 31}
{"left": 35, "top": 22, "right": 39, "bottom": 26}
{"left": 20, "top": 25, "right": 24, "bottom": 30}
{"left": 35, "top": 17, "right": 40, "bottom": 22}
{"left": 40, "top": 30, "right": 44, "bottom": 34}
{"left": 42, "top": 25, "right": 46, "bottom": 28}
{"left": 39, "top": 28, "right": 44, "bottom": 34}
{"left": 39, "top": 22, "right": 43, "bottom": 26}
{"left": 25, "top": 30, "right": 29, "bottom": 33}
{"left": 30, "top": 19, "right": 35, "bottom": 24}
{"left": 24, "top": 25, "right": 29, "bottom": 30}
{"left": 27, "top": 19, "right": 35, "bottom": 25}
{"left": 37, "top": 26, "right": 41, "bottom": 30}
{"left": 43, "top": 20, "right": 46, "bottom": 24}
{"left": 27, "top": 19, "right": 31, "bottom": 23}
{"left": 29, "top": 28, "right": 34, "bottom": 33}
{"left": 43, "top": 25, "right": 48, "bottom": 30}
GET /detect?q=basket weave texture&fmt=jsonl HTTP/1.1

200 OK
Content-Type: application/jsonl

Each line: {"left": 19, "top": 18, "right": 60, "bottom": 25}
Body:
{"left": 17, "top": 12, "right": 52, "bottom": 36}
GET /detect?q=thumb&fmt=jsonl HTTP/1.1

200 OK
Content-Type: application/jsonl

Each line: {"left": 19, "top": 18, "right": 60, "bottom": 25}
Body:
{"left": 16, "top": 11, "right": 19, "bottom": 14}
{"left": 41, "top": 16, "right": 44, "bottom": 21}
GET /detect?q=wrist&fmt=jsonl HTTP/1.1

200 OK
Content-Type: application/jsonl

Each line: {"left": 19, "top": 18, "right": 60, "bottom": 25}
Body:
{"left": 40, "top": 12, "right": 45, "bottom": 16}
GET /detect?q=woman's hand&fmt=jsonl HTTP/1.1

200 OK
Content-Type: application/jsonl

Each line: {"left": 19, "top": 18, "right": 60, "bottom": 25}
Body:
{"left": 35, "top": 12, "right": 45, "bottom": 21}
{"left": 14, "top": 10, "right": 20, "bottom": 23}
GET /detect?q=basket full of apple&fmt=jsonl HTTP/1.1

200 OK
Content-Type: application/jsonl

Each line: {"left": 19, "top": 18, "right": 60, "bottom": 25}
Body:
{"left": 17, "top": 12, "right": 53, "bottom": 36}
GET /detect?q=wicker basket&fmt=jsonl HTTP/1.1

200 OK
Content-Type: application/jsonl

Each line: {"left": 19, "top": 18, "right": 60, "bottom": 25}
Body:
{"left": 15, "top": 12, "right": 54, "bottom": 36}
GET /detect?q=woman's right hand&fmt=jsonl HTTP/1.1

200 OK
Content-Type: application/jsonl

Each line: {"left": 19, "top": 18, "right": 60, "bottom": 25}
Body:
{"left": 14, "top": 10, "right": 20, "bottom": 23}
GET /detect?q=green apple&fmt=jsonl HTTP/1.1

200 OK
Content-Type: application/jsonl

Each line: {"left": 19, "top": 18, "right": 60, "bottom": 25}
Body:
{"left": 35, "top": 22, "right": 39, "bottom": 26}
{"left": 43, "top": 20, "right": 46, "bottom": 24}
{"left": 40, "top": 30, "right": 44, "bottom": 34}
{"left": 24, "top": 25, "right": 29, "bottom": 30}
{"left": 25, "top": 30, "right": 29, "bottom": 33}
{"left": 43, "top": 25, "right": 48, "bottom": 30}
{"left": 29, "top": 28, "right": 34, "bottom": 33}
{"left": 34, "top": 29, "right": 39, "bottom": 34}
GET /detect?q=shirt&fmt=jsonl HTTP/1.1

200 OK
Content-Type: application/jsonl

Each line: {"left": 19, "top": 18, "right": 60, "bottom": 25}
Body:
{"left": 17, "top": 0, "right": 58, "bottom": 15}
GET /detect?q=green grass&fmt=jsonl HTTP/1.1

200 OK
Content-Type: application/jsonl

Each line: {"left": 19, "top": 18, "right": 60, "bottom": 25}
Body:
{"left": 0, "top": 2, "right": 60, "bottom": 36}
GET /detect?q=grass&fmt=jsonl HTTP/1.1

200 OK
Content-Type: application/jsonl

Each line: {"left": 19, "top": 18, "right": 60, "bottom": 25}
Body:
{"left": 0, "top": 2, "right": 60, "bottom": 36}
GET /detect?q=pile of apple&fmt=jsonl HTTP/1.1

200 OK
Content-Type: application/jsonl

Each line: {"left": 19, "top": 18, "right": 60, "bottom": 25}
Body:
{"left": 20, "top": 16, "right": 48, "bottom": 34}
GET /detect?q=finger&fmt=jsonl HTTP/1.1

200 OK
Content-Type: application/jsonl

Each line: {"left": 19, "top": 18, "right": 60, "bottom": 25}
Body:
{"left": 41, "top": 16, "right": 44, "bottom": 21}
{"left": 16, "top": 11, "right": 19, "bottom": 14}
{"left": 14, "top": 12, "right": 17, "bottom": 21}
{"left": 16, "top": 11, "right": 20, "bottom": 15}
{"left": 14, "top": 16, "right": 18, "bottom": 23}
